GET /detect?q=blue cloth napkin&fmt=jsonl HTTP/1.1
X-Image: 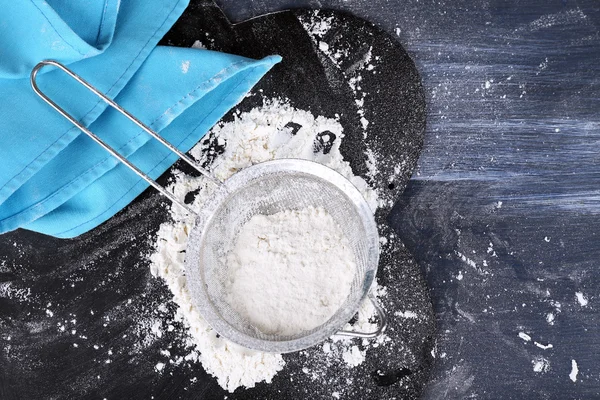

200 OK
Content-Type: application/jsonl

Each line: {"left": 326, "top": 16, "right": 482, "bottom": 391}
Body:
{"left": 0, "top": 0, "right": 280, "bottom": 238}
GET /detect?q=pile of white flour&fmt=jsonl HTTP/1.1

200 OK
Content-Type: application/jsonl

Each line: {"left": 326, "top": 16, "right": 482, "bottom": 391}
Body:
{"left": 224, "top": 206, "right": 356, "bottom": 336}
{"left": 149, "top": 99, "right": 381, "bottom": 392}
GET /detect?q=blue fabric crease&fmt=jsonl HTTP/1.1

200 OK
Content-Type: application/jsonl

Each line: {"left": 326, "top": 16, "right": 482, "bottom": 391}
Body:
{"left": 0, "top": 0, "right": 281, "bottom": 237}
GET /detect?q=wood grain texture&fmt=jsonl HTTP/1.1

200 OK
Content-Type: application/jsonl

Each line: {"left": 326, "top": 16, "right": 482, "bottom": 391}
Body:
{"left": 215, "top": 0, "right": 600, "bottom": 398}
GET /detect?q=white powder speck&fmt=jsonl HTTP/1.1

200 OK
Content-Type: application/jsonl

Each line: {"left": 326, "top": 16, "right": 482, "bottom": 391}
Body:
{"left": 570, "top": 359, "right": 578, "bottom": 382}
{"left": 149, "top": 99, "right": 381, "bottom": 392}
{"left": 332, "top": 392, "right": 341, "bottom": 399}
{"left": 181, "top": 61, "right": 190, "bottom": 74}
{"left": 360, "top": 117, "right": 369, "bottom": 130}
{"left": 46, "top": 309, "right": 54, "bottom": 317}
{"left": 544, "top": 236, "right": 550, "bottom": 242}
{"left": 575, "top": 292, "right": 588, "bottom": 306}
{"left": 456, "top": 271, "right": 463, "bottom": 281}
{"left": 341, "top": 345, "right": 365, "bottom": 368}
{"left": 150, "top": 321, "right": 163, "bottom": 338}
{"left": 302, "top": 12, "right": 333, "bottom": 36}
{"left": 456, "top": 251, "right": 477, "bottom": 269}
{"left": 319, "top": 41, "right": 330, "bottom": 52}
{"left": 485, "top": 80, "right": 491, "bottom": 89}
{"left": 546, "top": 312, "right": 555, "bottom": 325}
{"left": 518, "top": 332, "right": 531, "bottom": 342}
{"left": 534, "top": 341, "right": 553, "bottom": 350}
{"left": 155, "top": 362, "right": 165, "bottom": 372}
{"left": 532, "top": 357, "right": 550, "bottom": 373}
{"left": 0, "top": 282, "right": 31, "bottom": 302}
{"left": 364, "top": 148, "right": 379, "bottom": 181}
{"left": 191, "top": 40, "right": 206, "bottom": 50}
{"left": 395, "top": 310, "right": 418, "bottom": 319}
{"left": 551, "top": 300, "right": 562, "bottom": 310}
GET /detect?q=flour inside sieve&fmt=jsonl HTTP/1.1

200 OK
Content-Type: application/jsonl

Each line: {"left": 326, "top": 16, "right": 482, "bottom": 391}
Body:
{"left": 222, "top": 206, "right": 357, "bottom": 336}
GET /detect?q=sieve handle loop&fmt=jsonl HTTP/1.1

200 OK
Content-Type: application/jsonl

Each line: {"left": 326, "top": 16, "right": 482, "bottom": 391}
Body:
{"left": 335, "top": 293, "right": 388, "bottom": 338}
{"left": 30, "top": 60, "right": 222, "bottom": 217}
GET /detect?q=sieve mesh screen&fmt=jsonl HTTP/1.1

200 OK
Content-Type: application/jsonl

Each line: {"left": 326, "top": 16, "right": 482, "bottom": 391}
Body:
{"left": 185, "top": 159, "right": 379, "bottom": 353}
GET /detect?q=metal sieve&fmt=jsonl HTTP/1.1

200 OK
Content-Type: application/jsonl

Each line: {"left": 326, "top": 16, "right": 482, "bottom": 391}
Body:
{"left": 31, "top": 60, "right": 387, "bottom": 353}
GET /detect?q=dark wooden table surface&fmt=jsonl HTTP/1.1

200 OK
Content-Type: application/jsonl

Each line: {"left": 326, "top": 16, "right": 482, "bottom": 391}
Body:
{"left": 1, "top": 0, "right": 599, "bottom": 399}
{"left": 218, "top": 0, "right": 600, "bottom": 398}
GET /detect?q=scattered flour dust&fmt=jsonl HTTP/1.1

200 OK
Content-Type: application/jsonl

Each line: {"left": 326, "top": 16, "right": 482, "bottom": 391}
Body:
{"left": 299, "top": 9, "right": 376, "bottom": 163}
{"left": 395, "top": 310, "right": 419, "bottom": 319}
{"left": 575, "top": 292, "right": 588, "bottom": 307}
{"left": 225, "top": 206, "right": 356, "bottom": 336}
{"left": 149, "top": 99, "right": 384, "bottom": 392}
{"left": 532, "top": 357, "right": 550, "bottom": 373}
{"left": 518, "top": 332, "right": 532, "bottom": 342}
{"left": 180, "top": 60, "right": 190, "bottom": 74}
{"left": 570, "top": 359, "right": 579, "bottom": 382}
{"left": 191, "top": 40, "right": 206, "bottom": 50}
{"left": 341, "top": 345, "right": 365, "bottom": 368}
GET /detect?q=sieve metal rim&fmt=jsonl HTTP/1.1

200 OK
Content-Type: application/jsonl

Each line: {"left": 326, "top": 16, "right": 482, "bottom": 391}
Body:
{"left": 185, "top": 159, "right": 381, "bottom": 353}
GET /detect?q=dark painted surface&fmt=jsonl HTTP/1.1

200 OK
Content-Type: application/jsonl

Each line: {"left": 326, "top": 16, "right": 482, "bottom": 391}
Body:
{"left": 2, "top": 0, "right": 600, "bottom": 398}
{"left": 0, "top": 3, "right": 434, "bottom": 399}
{"left": 216, "top": 0, "right": 600, "bottom": 398}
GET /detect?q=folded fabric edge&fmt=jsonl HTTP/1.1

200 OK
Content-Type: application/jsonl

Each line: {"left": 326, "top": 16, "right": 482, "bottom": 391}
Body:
{"left": 37, "top": 0, "right": 120, "bottom": 57}
{"left": 20, "top": 57, "right": 281, "bottom": 238}
{"left": 1, "top": 54, "right": 280, "bottom": 235}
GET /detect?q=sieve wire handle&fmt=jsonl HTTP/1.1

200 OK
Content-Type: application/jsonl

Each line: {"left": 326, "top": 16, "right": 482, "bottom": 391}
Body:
{"left": 30, "top": 60, "right": 223, "bottom": 217}
{"left": 335, "top": 293, "right": 388, "bottom": 338}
